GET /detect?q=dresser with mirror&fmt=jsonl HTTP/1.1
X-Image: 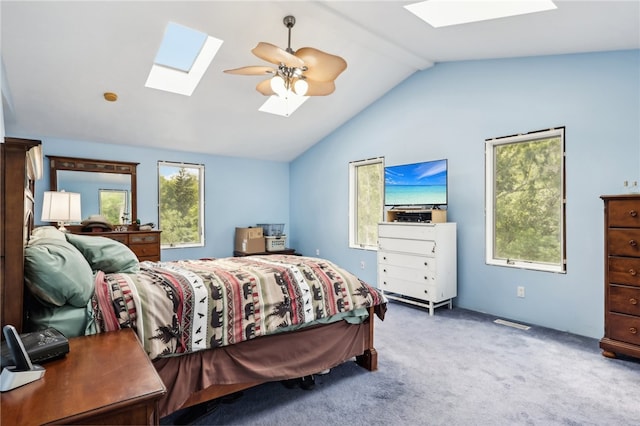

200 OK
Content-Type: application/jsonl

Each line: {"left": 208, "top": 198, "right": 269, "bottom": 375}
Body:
{"left": 47, "top": 155, "right": 161, "bottom": 262}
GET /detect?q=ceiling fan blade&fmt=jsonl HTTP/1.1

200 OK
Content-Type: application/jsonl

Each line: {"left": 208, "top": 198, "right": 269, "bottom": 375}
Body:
{"left": 295, "top": 47, "right": 347, "bottom": 82}
{"left": 305, "top": 79, "right": 336, "bottom": 96}
{"left": 223, "top": 66, "right": 276, "bottom": 76}
{"left": 256, "top": 79, "right": 276, "bottom": 96}
{"left": 252, "top": 42, "right": 305, "bottom": 68}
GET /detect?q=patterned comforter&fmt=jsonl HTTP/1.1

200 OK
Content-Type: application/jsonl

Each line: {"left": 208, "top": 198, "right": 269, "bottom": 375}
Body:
{"left": 92, "top": 255, "right": 386, "bottom": 359}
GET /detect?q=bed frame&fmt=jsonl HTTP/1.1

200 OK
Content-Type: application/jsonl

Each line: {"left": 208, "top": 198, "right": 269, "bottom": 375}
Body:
{"left": 0, "top": 137, "right": 380, "bottom": 418}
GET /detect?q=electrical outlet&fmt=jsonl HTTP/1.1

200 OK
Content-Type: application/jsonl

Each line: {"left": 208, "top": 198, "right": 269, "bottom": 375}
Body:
{"left": 360, "top": 261, "right": 365, "bottom": 269}
{"left": 316, "top": 249, "right": 320, "bottom": 256}
{"left": 517, "top": 286, "right": 525, "bottom": 298}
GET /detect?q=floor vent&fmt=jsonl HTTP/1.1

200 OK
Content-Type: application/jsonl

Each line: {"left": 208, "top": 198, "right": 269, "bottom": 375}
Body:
{"left": 494, "top": 319, "right": 531, "bottom": 330}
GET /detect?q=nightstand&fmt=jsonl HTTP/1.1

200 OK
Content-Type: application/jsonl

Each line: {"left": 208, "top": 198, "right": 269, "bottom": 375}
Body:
{"left": 1, "top": 329, "right": 166, "bottom": 425}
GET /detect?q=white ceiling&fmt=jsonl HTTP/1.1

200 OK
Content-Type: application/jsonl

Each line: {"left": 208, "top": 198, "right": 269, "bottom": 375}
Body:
{"left": 2, "top": 1, "right": 639, "bottom": 161}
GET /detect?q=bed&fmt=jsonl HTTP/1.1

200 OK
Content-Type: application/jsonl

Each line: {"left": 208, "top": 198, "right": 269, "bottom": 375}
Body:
{"left": 0, "top": 139, "right": 387, "bottom": 420}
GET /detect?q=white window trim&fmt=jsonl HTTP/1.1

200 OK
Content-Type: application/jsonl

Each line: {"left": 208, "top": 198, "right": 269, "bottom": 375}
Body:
{"left": 158, "top": 161, "right": 205, "bottom": 249}
{"left": 348, "top": 157, "right": 384, "bottom": 250}
{"left": 485, "top": 127, "right": 566, "bottom": 273}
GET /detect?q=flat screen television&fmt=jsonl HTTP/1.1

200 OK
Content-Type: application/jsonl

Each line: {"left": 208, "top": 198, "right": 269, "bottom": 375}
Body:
{"left": 384, "top": 159, "right": 448, "bottom": 207}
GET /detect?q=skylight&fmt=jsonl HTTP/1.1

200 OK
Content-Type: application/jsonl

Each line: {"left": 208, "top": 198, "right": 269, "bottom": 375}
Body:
{"left": 259, "top": 94, "right": 309, "bottom": 117}
{"left": 154, "top": 22, "right": 207, "bottom": 72}
{"left": 145, "top": 22, "right": 223, "bottom": 96}
{"left": 404, "top": 0, "right": 557, "bottom": 28}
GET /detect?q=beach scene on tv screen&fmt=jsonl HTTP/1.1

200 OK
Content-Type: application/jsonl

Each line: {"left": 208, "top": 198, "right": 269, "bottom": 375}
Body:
{"left": 385, "top": 159, "right": 447, "bottom": 205}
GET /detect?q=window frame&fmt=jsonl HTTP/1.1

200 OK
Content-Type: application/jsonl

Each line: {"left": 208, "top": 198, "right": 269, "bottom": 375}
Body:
{"left": 348, "top": 157, "right": 385, "bottom": 250}
{"left": 485, "top": 127, "right": 566, "bottom": 273}
{"left": 158, "top": 161, "right": 205, "bottom": 249}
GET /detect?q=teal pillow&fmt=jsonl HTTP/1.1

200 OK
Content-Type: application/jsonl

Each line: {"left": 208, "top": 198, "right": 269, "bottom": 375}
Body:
{"left": 27, "top": 299, "right": 92, "bottom": 338}
{"left": 65, "top": 233, "right": 139, "bottom": 273}
{"left": 24, "top": 238, "right": 95, "bottom": 308}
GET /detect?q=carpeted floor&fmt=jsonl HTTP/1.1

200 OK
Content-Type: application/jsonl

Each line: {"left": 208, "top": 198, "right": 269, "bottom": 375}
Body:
{"left": 162, "top": 301, "right": 640, "bottom": 425}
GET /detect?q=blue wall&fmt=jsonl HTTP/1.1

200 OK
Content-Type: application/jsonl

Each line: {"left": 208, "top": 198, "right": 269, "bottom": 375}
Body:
{"left": 15, "top": 50, "right": 640, "bottom": 338}
{"left": 35, "top": 138, "right": 290, "bottom": 261}
{"left": 290, "top": 50, "right": 640, "bottom": 338}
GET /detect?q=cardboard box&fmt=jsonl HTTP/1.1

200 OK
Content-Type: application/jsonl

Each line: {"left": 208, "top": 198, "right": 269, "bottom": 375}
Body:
{"left": 235, "top": 227, "right": 265, "bottom": 253}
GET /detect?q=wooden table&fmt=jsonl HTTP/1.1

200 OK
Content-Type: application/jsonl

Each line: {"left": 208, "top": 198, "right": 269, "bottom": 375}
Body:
{"left": 1, "top": 329, "right": 166, "bottom": 425}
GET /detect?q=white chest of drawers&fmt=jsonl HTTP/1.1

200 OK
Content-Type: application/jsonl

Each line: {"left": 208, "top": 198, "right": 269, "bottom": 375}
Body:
{"left": 377, "top": 222, "right": 457, "bottom": 315}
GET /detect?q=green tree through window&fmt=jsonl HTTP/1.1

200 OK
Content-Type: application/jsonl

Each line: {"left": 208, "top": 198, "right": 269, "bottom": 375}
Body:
{"left": 99, "top": 189, "right": 128, "bottom": 224}
{"left": 485, "top": 128, "right": 566, "bottom": 273}
{"left": 158, "top": 162, "right": 204, "bottom": 248}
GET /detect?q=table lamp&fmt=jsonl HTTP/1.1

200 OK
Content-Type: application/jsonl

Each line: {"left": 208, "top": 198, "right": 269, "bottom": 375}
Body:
{"left": 41, "top": 191, "right": 82, "bottom": 232}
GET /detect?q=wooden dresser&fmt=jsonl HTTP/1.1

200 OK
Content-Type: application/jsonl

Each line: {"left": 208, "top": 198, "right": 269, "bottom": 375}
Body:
{"left": 74, "top": 230, "right": 162, "bottom": 262}
{"left": 600, "top": 194, "right": 640, "bottom": 359}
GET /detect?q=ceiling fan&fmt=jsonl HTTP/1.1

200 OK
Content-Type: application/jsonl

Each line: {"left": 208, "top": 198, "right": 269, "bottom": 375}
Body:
{"left": 224, "top": 15, "right": 347, "bottom": 97}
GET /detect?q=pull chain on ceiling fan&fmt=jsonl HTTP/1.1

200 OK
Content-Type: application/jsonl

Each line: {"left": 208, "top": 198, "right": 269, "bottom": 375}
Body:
{"left": 224, "top": 15, "right": 347, "bottom": 97}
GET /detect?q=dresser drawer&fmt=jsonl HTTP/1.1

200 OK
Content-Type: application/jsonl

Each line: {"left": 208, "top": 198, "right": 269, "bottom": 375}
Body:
{"left": 378, "top": 224, "right": 436, "bottom": 240}
{"left": 608, "top": 284, "right": 640, "bottom": 316}
{"left": 130, "top": 243, "right": 160, "bottom": 259}
{"left": 608, "top": 229, "right": 640, "bottom": 257}
{"left": 608, "top": 200, "right": 640, "bottom": 228}
{"left": 378, "top": 263, "right": 434, "bottom": 284}
{"left": 607, "top": 312, "right": 640, "bottom": 346}
{"left": 379, "top": 277, "right": 435, "bottom": 301}
{"left": 378, "top": 251, "right": 433, "bottom": 269}
{"left": 106, "top": 234, "right": 128, "bottom": 245}
{"left": 378, "top": 237, "right": 435, "bottom": 255}
{"left": 129, "top": 233, "right": 159, "bottom": 244}
{"left": 608, "top": 256, "right": 640, "bottom": 287}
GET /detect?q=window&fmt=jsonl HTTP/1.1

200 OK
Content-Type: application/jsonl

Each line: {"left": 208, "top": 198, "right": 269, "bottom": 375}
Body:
{"left": 349, "top": 157, "right": 384, "bottom": 250}
{"left": 485, "top": 127, "right": 566, "bottom": 273}
{"left": 99, "top": 189, "right": 128, "bottom": 224}
{"left": 158, "top": 161, "right": 205, "bottom": 248}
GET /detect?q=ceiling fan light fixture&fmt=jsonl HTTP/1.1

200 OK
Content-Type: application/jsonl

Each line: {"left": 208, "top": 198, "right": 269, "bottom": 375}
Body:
{"left": 294, "top": 79, "right": 308, "bottom": 96}
{"left": 270, "top": 75, "right": 287, "bottom": 96}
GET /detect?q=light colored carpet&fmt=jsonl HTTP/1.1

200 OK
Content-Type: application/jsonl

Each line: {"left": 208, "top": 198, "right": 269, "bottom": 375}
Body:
{"left": 163, "top": 301, "right": 640, "bottom": 425}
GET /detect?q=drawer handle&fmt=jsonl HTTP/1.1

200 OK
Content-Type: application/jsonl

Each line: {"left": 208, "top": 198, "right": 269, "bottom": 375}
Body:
{"left": 630, "top": 269, "right": 638, "bottom": 276}
{"left": 424, "top": 276, "right": 428, "bottom": 280}
{"left": 630, "top": 298, "right": 638, "bottom": 305}
{"left": 383, "top": 256, "right": 387, "bottom": 260}
{"left": 424, "top": 262, "right": 428, "bottom": 266}
{"left": 629, "top": 240, "right": 638, "bottom": 247}
{"left": 424, "top": 289, "right": 428, "bottom": 294}
{"left": 630, "top": 327, "right": 638, "bottom": 335}
{"left": 383, "top": 269, "right": 387, "bottom": 273}
{"left": 630, "top": 210, "right": 638, "bottom": 217}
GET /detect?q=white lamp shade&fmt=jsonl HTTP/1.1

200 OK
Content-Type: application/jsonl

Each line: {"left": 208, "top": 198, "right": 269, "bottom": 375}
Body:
{"left": 41, "top": 191, "right": 82, "bottom": 223}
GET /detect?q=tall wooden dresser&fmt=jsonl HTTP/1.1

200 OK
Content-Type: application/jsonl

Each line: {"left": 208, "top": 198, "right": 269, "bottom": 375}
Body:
{"left": 600, "top": 194, "right": 640, "bottom": 359}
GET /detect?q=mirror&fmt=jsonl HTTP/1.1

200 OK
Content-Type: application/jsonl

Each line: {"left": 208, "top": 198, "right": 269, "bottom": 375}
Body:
{"left": 47, "top": 156, "right": 138, "bottom": 226}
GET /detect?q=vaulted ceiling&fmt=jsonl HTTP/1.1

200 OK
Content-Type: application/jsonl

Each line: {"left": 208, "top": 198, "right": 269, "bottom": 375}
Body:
{"left": 2, "top": 1, "right": 639, "bottom": 161}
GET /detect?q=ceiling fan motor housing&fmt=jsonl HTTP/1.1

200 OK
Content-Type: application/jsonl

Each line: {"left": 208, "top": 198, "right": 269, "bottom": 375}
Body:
{"left": 283, "top": 15, "right": 296, "bottom": 28}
